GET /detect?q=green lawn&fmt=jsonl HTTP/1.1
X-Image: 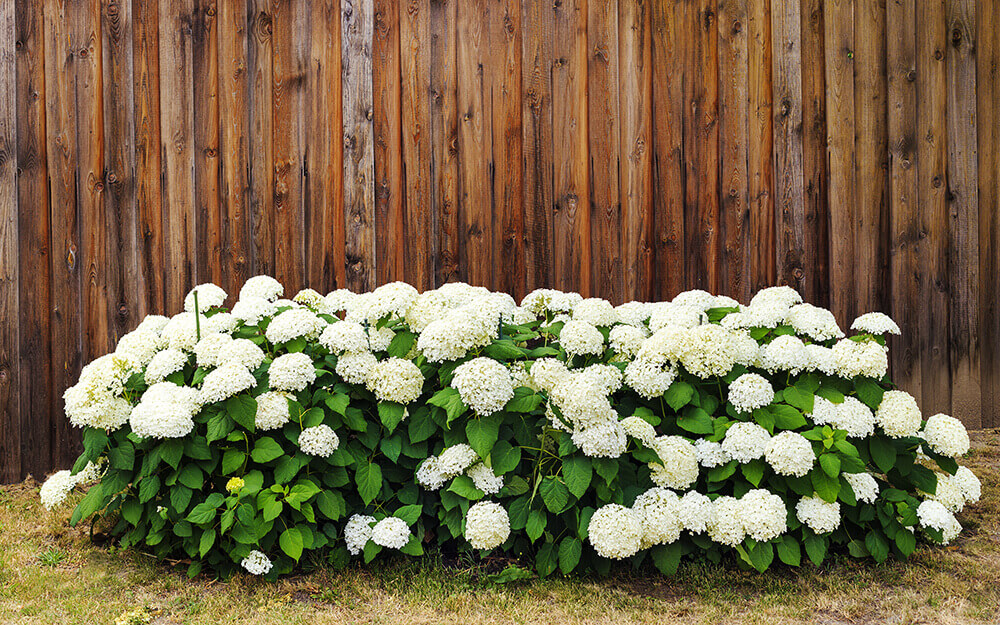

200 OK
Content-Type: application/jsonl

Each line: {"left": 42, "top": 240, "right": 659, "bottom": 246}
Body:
{"left": 2, "top": 430, "right": 998, "bottom": 625}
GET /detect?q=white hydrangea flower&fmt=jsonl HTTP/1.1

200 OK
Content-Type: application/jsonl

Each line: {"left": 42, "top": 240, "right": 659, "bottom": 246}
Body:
{"left": 808, "top": 395, "right": 838, "bottom": 426}
{"left": 678, "top": 490, "right": 713, "bottom": 534}
{"left": 758, "top": 335, "right": 810, "bottom": 375}
{"left": 921, "top": 413, "right": 970, "bottom": 458}
{"left": 74, "top": 460, "right": 104, "bottom": 484}
{"left": 268, "top": 352, "right": 316, "bottom": 392}
{"left": 572, "top": 420, "right": 628, "bottom": 458}
{"left": 916, "top": 500, "right": 961, "bottom": 544}
{"left": 114, "top": 328, "right": 167, "bottom": 368}
{"left": 293, "top": 288, "right": 326, "bottom": 310}
{"left": 451, "top": 357, "right": 515, "bottom": 417}
{"left": 130, "top": 382, "right": 201, "bottom": 439}
{"left": 218, "top": 338, "right": 266, "bottom": 371}
{"left": 231, "top": 296, "right": 276, "bottom": 325}
{"left": 623, "top": 356, "right": 677, "bottom": 399}
{"left": 240, "top": 550, "right": 273, "bottom": 575}
{"left": 416, "top": 457, "right": 447, "bottom": 491}
{"left": 831, "top": 396, "right": 876, "bottom": 438}
{"left": 851, "top": 312, "right": 901, "bottom": 336}
{"left": 572, "top": 298, "right": 618, "bottom": 326}
{"left": 739, "top": 489, "right": 788, "bottom": 542}
{"left": 239, "top": 275, "right": 284, "bottom": 302}
{"left": 609, "top": 325, "right": 647, "bottom": 359}
{"left": 336, "top": 351, "right": 378, "bottom": 385}
{"left": 620, "top": 416, "right": 657, "bottom": 446}
{"left": 371, "top": 517, "right": 411, "bottom": 549}
{"left": 926, "top": 472, "right": 967, "bottom": 513}
{"left": 464, "top": 501, "right": 511, "bottom": 550}
{"left": 707, "top": 496, "right": 745, "bottom": 546}
{"left": 588, "top": 504, "right": 643, "bottom": 559}
{"left": 832, "top": 338, "right": 888, "bottom": 379}
{"left": 135, "top": 314, "right": 170, "bottom": 335}
{"left": 615, "top": 301, "right": 652, "bottom": 327}
{"left": 529, "top": 358, "right": 571, "bottom": 392}
{"left": 727, "top": 373, "right": 774, "bottom": 413}
{"left": 467, "top": 463, "right": 504, "bottom": 495}
{"left": 62, "top": 354, "right": 136, "bottom": 430}
{"left": 785, "top": 303, "right": 844, "bottom": 342}
{"left": 344, "top": 514, "right": 376, "bottom": 555}
{"left": 162, "top": 312, "right": 203, "bottom": 351}
{"left": 298, "top": 424, "right": 339, "bottom": 457}
{"left": 521, "top": 288, "right": 582, "bottom": 315}
{"left": 265, "top": 308, "right": 326, "bottom": 344}
{"left": 648, "top": 436, "right": 699, "bottom": 489}
{"left": 559, "top": 320, "right": 605, "bottom": 357}
{"left": 366, "top": 326, "right": 396, "bottom": 352}
{"left": 417, "top": 305, "right": 500, "bottom": 362}
{"left": 324, "top": 288, "right": 357, "bottom": 313}
{"left": 749, "top": 286, "right": 803, "bottom": 310}
{"left": 673, "top": 325, "right": 756, "bottom": 379}
{"left": 255, "top": 391, "right": 292, "bottom": 430}
{"left": 721, "top": 422, "right": 771, "bottom": 463}
{"left": 194, "top": 333, "right": 234, "bottom": 369}
{"left": 438, "top": 444, "right": 480, "bottom": 477}
{"left": 805, "top": 344, "right": 837, "bottom": 375}
{"left": 875, "top": 390, "right": 922, "bottom": 438}
{"left": 319, "top": 321, "right": 369, "bottom": 354}
{"left": 765, "top": 431, "right": 815, "bottom": 477}
{"left": 844, "top": 472, "right": 880, "bottom": 504}
{"left": 365, "top": 357, "right": 424, "bottom": 404}
{"left": 648, "top": 303, "right": 706, "bottom": 332}
{"left": 145, "top": 348, "right": 189, "bottom": 384}
{"left": 205, "top": 312, "right": 238, "bottom": 335}
{"left": 40, "top": 470, "right": 79, "bottom": 510}
{"left": 184, "top": 283, "right": 228, "bottom": 312}
{"left": 633, "top": 487, "right": 683, "bottom": 547}
{"left": 795, "top": 496, "right": 841, "bottom": 534}
{"left": 346, "top": 282, "right": 419, "bottom": 324}
{"left": 694, "top": 439, "right": 731, "bottom": 468}
{"left": 953, "top": 466, "right": 981, "bottom": 504}
{"left": 672, "top": 289, "right": 718, "bottom": 311}
{"left": 199, "top": 362, "right": 257, "bottom": 405}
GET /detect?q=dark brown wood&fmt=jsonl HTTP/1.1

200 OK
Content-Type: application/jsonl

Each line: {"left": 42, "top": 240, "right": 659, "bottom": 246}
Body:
{"left": 430, "top": 0, "right": 459, "bottom": 285}
{"left": 0, "top": 0, "right": 19, "bottom": 482}
{"left": 373, "top": 0, "right": 404, "bottom": 287}
{"left": 248, "top": 0, "right": 275, "bottom": 277}
{"left": 979, "top": 0, "right": 999, "bottom": 428}
{"left": 799, "top": 0, "right": 827, "bottom": 307}
{"left": 193, "top": 0, "right": 222, "bottom": 289}
{"left": 747, "top": 0, "right": 774, "bottom": 294}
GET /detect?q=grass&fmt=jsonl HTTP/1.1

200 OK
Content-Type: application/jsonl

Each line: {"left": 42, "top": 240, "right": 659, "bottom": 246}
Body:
{"left": 1, "top": 431, "right": 998, "bottom": 625}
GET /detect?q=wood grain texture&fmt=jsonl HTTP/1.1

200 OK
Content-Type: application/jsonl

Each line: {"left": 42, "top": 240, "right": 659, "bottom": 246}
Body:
{"left": 0, "top": 0, "right": 18, "bottom": 482}
{"left": 747, "top": 0, "right": 774, "bottom": 293}
{"left": 248, "top": 0, "right": 275, "bottom": 276}
{"left": 373, "top": 0, "right": 404, "bottom": 287}
{"left": 799, "top": 0, "right": 827, "bottom": 306}
{"left": 193, "top": 0, "right": 221, "bottom": 289}
{"left": 430, "top": 0, "right": 459, "bottom": 285}
{"left": 978, "top": 0, "right": 999, "bottom": 427}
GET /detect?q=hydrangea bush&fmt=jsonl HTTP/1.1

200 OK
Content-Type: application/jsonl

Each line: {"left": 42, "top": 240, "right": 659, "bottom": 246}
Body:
{"left": 43, "top": 277, "right": 981, "bottom": 578}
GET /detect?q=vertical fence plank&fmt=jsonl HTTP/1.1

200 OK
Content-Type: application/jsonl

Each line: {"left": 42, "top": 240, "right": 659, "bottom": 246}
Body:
{"left": 400, "top": 0, "right": 434, "bottom": 290}
{"left": 619, "top": 0, "right": 652, "bottom": 302}
{"left": 799, "top": 0, "right": 827, "bottom": 306}
{"left": 718, "top": 0, "right": 750, "bottom": 302}
{"left": 248, "top": 0, "right": 274, "bottom": 277}
{"left": 373, "top": 0, "right": 404, "bottom": 287}
{"left": 457, "top": 0, "right": 493, "bottom": 287}
{"left": 159, "top": 0, "right": 196, "bottom": 310}
{"left": 0, "top": 0, "right": 19, "bottom": 482}
{"left": 588, "top": 0, "right": 621, "bottom": 302}
{"left": 306, "top": 0, "right": 343, "bottom": 293}
{"left": 946, "top": 0, "right": 980, "bottom": 427}
{"left": 342, "top": 0, "right": 376, "bottom": 291}
{"left": 887, "top": 0, "right": 922, "bottom": 406}
{"left": 978, "top": 0, "right": 999, "bottom": 427}
{"left": 102, "top": 0, "right": 139, "bottom": 342}
{"left": 747, "top": 0, "right": 774, "bottom": 294}
{"left": 133, "top": 0, "right": 163, "bottom": 317}
{"left": 430, "top": 0, "right": 459, "bottom": 285}
{"left": 193, "top": 0, "right": 222, "bottom": 289}
{"left": 916, "top": 0, "right": 951, "bottom": 416}
{"left": 217, "top": 0, "right": 251, "bottom": 295}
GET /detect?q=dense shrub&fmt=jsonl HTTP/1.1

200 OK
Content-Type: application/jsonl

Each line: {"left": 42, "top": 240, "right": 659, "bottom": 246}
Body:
{"left": 41, "top": 278, "right": 981, "bottom": 579}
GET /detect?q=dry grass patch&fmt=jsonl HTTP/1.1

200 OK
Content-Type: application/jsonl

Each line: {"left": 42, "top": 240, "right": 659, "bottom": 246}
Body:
{"left": 2, "top": 430, "right": 997, "bottom": 625}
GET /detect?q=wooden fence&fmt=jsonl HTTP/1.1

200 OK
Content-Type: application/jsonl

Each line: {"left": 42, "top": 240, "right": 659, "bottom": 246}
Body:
{"left": 0, "top": 0, "right": 997, "bottom": 481}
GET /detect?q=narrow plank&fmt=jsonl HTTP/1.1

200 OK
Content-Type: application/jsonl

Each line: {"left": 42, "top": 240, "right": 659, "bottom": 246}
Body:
{"left": 771, "top": 0, "right": 807, "bottom": 297}
{"left": 159, "top": 0, "right": 196, "bottom": 311}
{"left": 520, "top": 0, "right": 553, "bottom": 293}
{"left": 587, "top": 0, "right": 621, "bottom": 302}
{"left": 946, "top": 0, "right": 980, "bottom": 427}
{"left": 372, "top": 0, "right": 404, "bottom": 287}
{"left": 456, "top": 0, "right": 493, "bottom": 288}
{"left": 854, "top": 0, "right": 888, "bottom": 316}
{"left": 217, "top": 0, "right": 251, "bottom": 294}
{"left": 747, "top": 0, "right": 774, "bottom": 295}
{"left": 886, "top": 0, "right": 922, "bottom": 406}
{"left": 248, "top": 0, "right": 275, "bottom": 277}
{"left": 683, "top": 0, "right": 720, "bottom": 294}
{"left": 43, "top": 0, "right": 83, "bottom": 474}
{"left": 718, "top": 0, "right": 750, "bottom": 302}
{"left": 916, "top": 0, "right": 951, "bottom": 416}
{"left": 400, "top": 0, "right": 433, "bottom": 290}
{"left": 193, "top": 0, "right": 222, "bottom": 289}
{"left": 799, "top": 0, "right": 828, "bottom": 306}
{"left": 15, "top": 0, "right": 50, "bottom": 480}
{"left": 133, "top": 0, "right": 164, "bottom": 316}
{"left": 305, "top": 0, "right": 344, "bottom": 293}
{"left": 650, "top": 0, "right": 685, "bottom": 300}
{"left": 978, "top": 0, "right": 999, "bottom": 427}
{"left": 272, "top": 0, "right": 307, "bottom": 292}
{"left": 0, "top": 0, "right": 19, "bottom": 482}
{"left": 430, "top": 0, "right": 459, "bottom": 285}
{"left": 342, "top": 0, "right": 376, "bottom": 291}
{"left": 619, "top": 0, "right": 653, "bottom": 302}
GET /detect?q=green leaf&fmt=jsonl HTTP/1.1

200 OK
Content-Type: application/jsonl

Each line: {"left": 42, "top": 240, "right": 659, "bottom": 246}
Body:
{"left": 558, "top": 537, "right": 583, "bottom": 574}
{"left": 378, "top": 402, "right": 406, "bottom": 433}
{"left": 776, "top": 537, "right": 801, "bottom": 566}
{"left": 206, "top": 413, "right": 234, "bottom": 443}
{"left": 562, "top": 456, "right": 593, "bottom": 499}
{"left": 483, "top": 339, "right": 526, "bottom": 361}
{"left": 783, "top": 386, "right": 814, "bottom": 413}
{"left": 394, "top": 504, "right": 422, "bottom": 525}
{"left": 260, "top": 494, "right": 283, "bottom": 522}
{"left": 811, "top": 468, "right": 841, "bottom": 503}
{"left": 178, "top": 464, "right": 204, "bottom": 490}
{"left": 678, "top": 406, "right": 714, "bottom": 435}
{"left": 854, "top": 377, "right": 885, "bottom": 409}
{"left": 138, "top": 475, "right": 160, "bottom": 504}
{"left": 251, "top": 437, "right": 285, "bottom": 463}
{"left": 407, "top": 407, "right": 438, "bottom": 443}
{"left": 506, "top": 387, "right": 543, "bottom": 413}
{"left": 274, "top": 454, "right": 308, "bottom": 484}
{"left": 819, "top": 453, "right": 841, "bottom": 478}
{"left": 664, "top": 381, "right": 695, "bottom": 411}
{"left": 186, "top": 501, "right": 218, "bottom": 525}
{"left": 82, "top": 428, "right": 109, "bottom": 461}
{"left": 526, "top": 509, "right": 547, "bottom": 542}
{"left": 108, "top": 442, "right": 135, "bottom": 470}
{"left": 199, "top": 528, "right": 217, "bottom": 557}
{"left": 815, "top": 386, "right": 845, "bottom": 403}
{"left": 222, "top": 450, "right": 245, "bottom": 475}
{"left": 536, "top": 542, "right": 558, "bottom": 577}
{"left": 490, "top": 441, "right": 522, "bottom": 475}
{"left": 651, "top": 542, "right": 683, "bottom": 575}
{"left": 466, "top": 415, "right": 501, "bottom": 459}
{"left": 428, "top": 387, "right": 466, "bottom": 424}
{"left": 448, "top": 475, "right": 484, "bottom": 500}
{"left": 747, "top": 541, "right": 774, "bottom": 572}
{"left": 400, "top": 534, "right": 424, "bottom": 556}
{"left": 324, "top": 392, "right": 350, "bottom": 416}
{"left": 387, "top": 330, "right": 417, "bottom": 358}
{"left": 356, "top": 462, "right": 383, "bottom": 505}
{"left": 286, "top": 480, "right": 322, "bottom": 507}
{"left": 316, "top": 490, "right": 346, "bottom": 520}
{"left": 159, "top": 439, "right": 184, "bottom": 470}
{"left": 380, "top": 435, "right": 402, "bottom": 463}
{"left": 170, "top": 485, "right": 193, "bottom": 514}
{"left": 280, "top": 527, "right": 304, "bottom": 561}
{"left": 866, "top": 530, "right": 890, "bottom": 563}
{"left": 226, "top": 395, "right": 258, "bottom": 433}
{"left": 741, "top": 460, "right": 765, "bottom": 487}
{"left": 895, "top": 527, "right": 917, "bottom": 556}
{"left": 70, "top": 483, "right": 105, "bottom": 526}
{"left": 804, "top": 534, "right": 828, "bottom": 566}
{"left": 771, "top": 404, "right": 807, "bottom": 430}
{"left": 540, "top": 477, "right": 570, "bottom": 514}
{"left": 869, "top": 436, "right": 897, "bottom": 473}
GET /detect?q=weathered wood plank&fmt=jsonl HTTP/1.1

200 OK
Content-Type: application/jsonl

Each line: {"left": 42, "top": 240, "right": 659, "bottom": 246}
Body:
{"left": 430, "top": 0, "right": 459, "bottom": 285}
{"left": 342, "top": 0, "right": 376, "bottom": 291}
{"left": 248, "top": 0, "right": 275, "bottom": 277}
{"left": 747, "top": 0, "right": 774, "bottom": 294}
{"left": 373, "top": 0, "right": 404, "bottom": 287}
{"left": 946, "top": 0, "right": 980, "bottom": 427}
{"left": 978, "top": 0, "right": 999, "bottom": 427}
{"left": 0, "top": 0, "right": 19, "bottom": 482}
{"left": 193, "top": 0, "right": 222, "bottom": 289}
{"left": 799, "top": 0, "right": 828, "bottom": 307}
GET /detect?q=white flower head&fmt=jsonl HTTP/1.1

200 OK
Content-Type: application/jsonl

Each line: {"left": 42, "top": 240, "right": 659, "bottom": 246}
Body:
{"left": 560, "top": 320, "right": 605, "bottom": 357}
{"left": 40, "top": 470, "right": 79, "bottom": 510}
{"left": 465, "top": 501, "right": 511, "bottom": 550}
{"left": 451, "top": 357, "right": 515, "bottom": 417}
{"left": 268, "top": 352, "right": 316, "bottom": 392}
{"left": 851, "top": 312, "right": 901, "bottom": 336}
{"left": 632, "top": 488, "right": 683, "bottom": 548}
{"left": 739, "top": 489, "right": 788, "bottom": 542}
{"left": 344, "top": 514, "right": 376, "bottom": 555}
{"left": 199, "top": 362, "right": 257, "bottom": 405}
{"left": 298, "top": 424, "right": 339, "bottom": 457}
{"left": 218, "top": 338, "right": 266, "bottom": 371}
{"left": 721, "top": 421, "right": 771, "bottom": 463}
{"left": 727, "top": 373, "right": 774, "bottom": 413}
{"left": 130, "top": 382, "right": 202, "bottom": 439}
{"left": 588, "top": 504, "right": 643, "bottom": 559}
{"left": 921, "top": 413, "right": 970, "bottom": 458}
{"left": 239, "top": 275, "right": 284, "bottom": 302}
{"left": 255, "top": 391, "right": 292, "bottom": 430}
{"left": 145, "top": 348, "right": 189, "bottom": 384}
{"left": 240, "top": 550, "right": 273, "bottom": 575}
{"left": 795, "top": 496, "right": 841, "bottom": 534}
{"left": 875, "top": 390, "right": 922, "bottom": 438}
{"left": 336, "top": 350, "right": 378, "bottom": 385}
{"left": 265, "top": 308, "right": 326, "bottom": 344}
{"left": 185, "top": 283, "right": 228, "bottom": 312}
{"left": 765, "top": 431, "right": 815, "bottom": 477}
{"left": 844, "top": 472, "right": 880, "bottom": 504}
{"left": 231, "top": 296, "right": 276, "bottom": 325}
{"left": 371, "top": 517, "right": 411, "bottom": 550}
{"left": 648, "top": 436, "right": 699, "bottom": 489}
{"left": 366, "top": 357, "right": 424, "bottom": 405}
{"left": 467, "top": 462, "right": 504, "bottom": 495}
{"left": 319, "top": 321, "right": 370, "bottom": 354}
